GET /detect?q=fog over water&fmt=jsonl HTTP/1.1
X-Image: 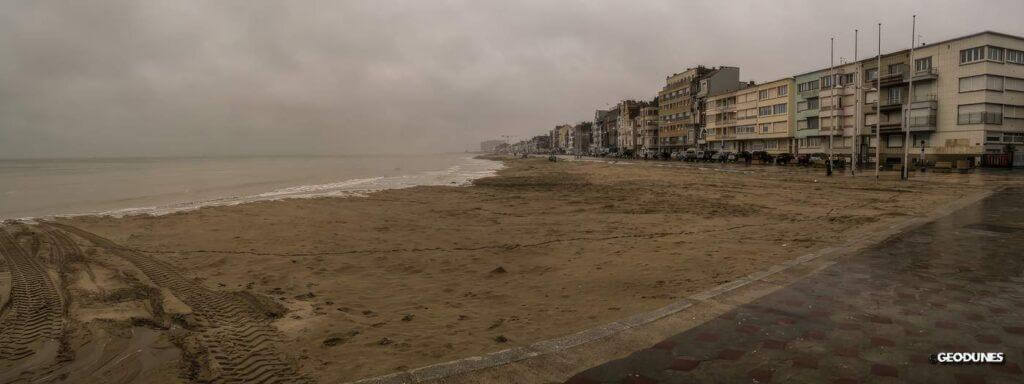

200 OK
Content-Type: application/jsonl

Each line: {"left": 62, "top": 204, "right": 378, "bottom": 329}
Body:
{"left": 1, "top": 1, "right": 1023, "bottom": 158}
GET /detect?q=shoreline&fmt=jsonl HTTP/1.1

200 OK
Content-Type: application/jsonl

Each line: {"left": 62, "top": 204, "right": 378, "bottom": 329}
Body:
{"left": 2, "top": 155, "right": 504, "bottom": 223}
{"left": 4, "top": 156, "right": 994, "bottom": 382}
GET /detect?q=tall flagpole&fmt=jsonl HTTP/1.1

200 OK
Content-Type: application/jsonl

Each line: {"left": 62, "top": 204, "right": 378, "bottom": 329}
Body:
{"left": 829, "top": 37, "right": 835, "bottom": 176}
{"left": 902, "top": 15, "right": 916, "bottom": 180}
{"left": 875, "top": 23, "right": 882, "bottom": 179}
{"left": 852, "top": 29, "right": 859, "bottom": 176}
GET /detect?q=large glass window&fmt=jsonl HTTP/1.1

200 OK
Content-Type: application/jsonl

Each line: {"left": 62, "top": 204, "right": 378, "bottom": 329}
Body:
{"left": 987, "top": 46, "right": 1005, "bottom": 62}
{"left": 957, "top": 103, "right": 1003, "bottom": 125}
{"left": 915, "top": 57, "right": 932, "bottom": 71}
{"left": 777, "top": 85, "right": 788, "bottom": 96}
{"left": 1005, "top": 77, "right": 1024, "bottom": 92}
{"left": 773, "top": 103, "right": 787, "bottom": 114}
{"left": 758, "top": 106, "right": 773, "bottom": 116}
{"left": 865, "top": 68, "right": 878, "bottom": 81}
{"left": 960, "top": 46, "right": 984, "bottom": 64}
{"left": 807, "top": 98, "right": 819, "bottom": 109}
{"left": 807, "top": 116, "right": 819, "bottom": 129}
{"left": 960, "top": 75, "right": 1004, "bottom": 92}
{"left": 1009, "top": 49, "right": 1024, "bottom": 64}
{"left": 797, "top": 80, "right": 819, "bottom": 92}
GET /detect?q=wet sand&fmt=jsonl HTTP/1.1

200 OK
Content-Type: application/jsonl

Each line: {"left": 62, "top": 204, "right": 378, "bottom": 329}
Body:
{"left": 1, "top": 156, "right": 993, "bottom": 383}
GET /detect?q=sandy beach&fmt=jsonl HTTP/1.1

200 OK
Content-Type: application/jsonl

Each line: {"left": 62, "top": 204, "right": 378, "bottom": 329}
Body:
{"left": 1, "top": 156, "right": 995, "bottom": 383}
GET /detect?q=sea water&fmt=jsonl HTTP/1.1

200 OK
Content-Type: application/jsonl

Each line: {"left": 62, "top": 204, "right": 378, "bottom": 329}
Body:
{"left": 0, "top": 153, "right": 502, "bottom": 220}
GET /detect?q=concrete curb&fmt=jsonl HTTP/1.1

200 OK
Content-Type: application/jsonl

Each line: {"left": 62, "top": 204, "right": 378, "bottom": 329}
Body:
{"left": 345, "top": 188, "right": 994, "bottom": 384}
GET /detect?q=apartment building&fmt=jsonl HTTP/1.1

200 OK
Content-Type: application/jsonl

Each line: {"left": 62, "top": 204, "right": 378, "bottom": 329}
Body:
{"left": 863, "top": 31, "right": 1024, "bottom": 164}
{"left": 592, "top": 107, "right": 619, "bottom": 154}
{"left": 571, "top": 122, "right": 593, "bottom": 155}
{"left": 637, "top": 104, "right": 659, "bottom": 153}
{"left": 551, "top": 124, "right": 572, "bottom": 153}
{"left": 706, "top": 79, "right": 794, "bottom": 153}
{"left": 793, "top": 61, "right": 863, "bottom": 158}
{"left": 614, "top": 100, "right": 643, "bottom": 153}
{"left": 657, "top": 66, "right": 741, "bottom": 153}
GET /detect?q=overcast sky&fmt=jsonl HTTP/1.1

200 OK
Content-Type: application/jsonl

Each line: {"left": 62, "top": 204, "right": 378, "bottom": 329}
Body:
{"left": 2, "top": 0, "right": 1022, "bottom": 158}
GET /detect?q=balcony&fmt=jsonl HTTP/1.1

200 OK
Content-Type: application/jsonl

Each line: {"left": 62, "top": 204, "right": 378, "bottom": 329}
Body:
{"left": 879, "top": 67, "right": 908, "bottom": 86}
{"left": 909, "top": 115, "right": 937, "bottom": 131}
{"left": 912, "top": 67, "right": 938, "bottom": 81}
{"left": 879, "top": 97, "right": 903, "bottom": 110}
{"left": 798, "top": 89, "right": 819, "bottom": 99}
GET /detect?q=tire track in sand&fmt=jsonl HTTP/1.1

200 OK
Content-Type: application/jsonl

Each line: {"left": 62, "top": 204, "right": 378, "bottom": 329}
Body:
{"left": 0, "top": 227, "right": 65, "bottom": 363}
{"left": 46, "top": 222, "right": 309, "bottom": 384}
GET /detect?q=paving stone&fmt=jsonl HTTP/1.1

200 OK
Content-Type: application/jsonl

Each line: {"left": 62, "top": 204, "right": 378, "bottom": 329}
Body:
{"left": 715, "top": 349, "right": 745, "bottom": 361}
{"left": 870, "top": 363, "right": 899, "bottom": 378}
{"left": 748, "top": 368, "right": 773, "bottom": 383}
{"left": 561, "top": 188, "right": 1024, "bottom": 384}
{"left": 953, "top": 373, "right": 987, "bottom": 384}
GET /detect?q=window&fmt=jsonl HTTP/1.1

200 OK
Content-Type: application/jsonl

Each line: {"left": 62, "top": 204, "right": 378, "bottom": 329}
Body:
{"left": 1006, "top": 77, "right": 1024, "bottom": 92}
{"left": 887, "top": 134, "right": 904, "bottom": 148}
{"left": 767, "top": 140, "right": 779, "bottom": 149}
{"left": 821, "top": 75, "right": 833, "bottom": 88}
{"left": 807, "top": 98, "right": 819, "bottom": 109}
{"left": 736, "top": 125, "right": 755, "bottom": 134}
{"left": 961, "top": 46, "right": 984, "bottom": 64}
{"left": 797, "top": 80, "right": 819, "bottom": 92}
{"left": 960, "top": 75, "right": 1004, "bottom": 92}
{"left": 773, "top": 103, "right": 787, "bottom": 114}
{"left": 1005, "top": 105, "right": 1023, "bottom": 119}
{"left": 1004, "top": 133, "right": 1024, "bottom": 143}
{"left": 759, "top": 89, "right": 770, "bottom": 99}
{"left": 797, "top": 101, "right": 808, "bottom": 112}
{"left": 866, "top": 68, "right": 878, "bottom": 81}
{"left": 887, "top": 63, "right": 905, "bottom": 75}
{"left": 759, "top": 123, "right": 770, "bottom": 133}
{"left": 887, "top": 87, "right": 902, "bottom": 103}
{"left": 915, "top": 57, "right": 932, "bottom": 72}
{"left": 758, "top": 106, "right": 773, "bottom": 116}
{"left": 1009, "top": 49, "right": 1024, "bottom": 64}
{"left": 777, "top": 85, "right": 788, "bottom": 96}
{"left": 987, "top": 46, "right": 1005, "bottom": 62}
{"left": 958, "top": 103, "right": 1003, "bottom": 125}
{"left": 839, "top": 73, "right": 854, "bottom": 85}
{"left": 807, "top": 116, "right": 819, "bottom": 130}
{"left": 987, "top": 135, "right": 1002, "bottom": 143}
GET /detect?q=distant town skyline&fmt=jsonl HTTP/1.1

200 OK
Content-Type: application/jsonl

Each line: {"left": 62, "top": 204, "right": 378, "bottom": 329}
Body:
{"left": 2, "top": 0, "right": 1023, "bottom": 158}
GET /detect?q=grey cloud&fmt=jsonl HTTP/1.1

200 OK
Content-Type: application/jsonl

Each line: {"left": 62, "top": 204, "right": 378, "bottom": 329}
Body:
{"left": 1, "top": 0, "right": 1022, "bottom": 158}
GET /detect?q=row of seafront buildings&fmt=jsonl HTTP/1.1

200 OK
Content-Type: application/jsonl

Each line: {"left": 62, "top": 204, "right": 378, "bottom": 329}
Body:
{"left": 491, "top": 31, "right": 1024, "bottom": 165}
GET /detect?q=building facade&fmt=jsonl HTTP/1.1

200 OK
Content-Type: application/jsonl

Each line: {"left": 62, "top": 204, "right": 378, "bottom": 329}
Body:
{"left": 863, "top": 32, "right": 1024, "bottom": 164}
{"left": 706, "top": 78, "right": 794, "bottom": 153}
{"left": 657, "top": 66, "right": 742, "bottom": 154}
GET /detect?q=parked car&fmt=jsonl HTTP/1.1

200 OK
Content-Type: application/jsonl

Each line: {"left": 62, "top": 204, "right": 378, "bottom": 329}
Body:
{"left": 731, "top": 151, "right": 752, "bottom": 163}
{"left": 796, "top": 154, "right": 812, "bottom": 166}
{"left": 681, "top": 149, "right": 698, "bottom": 162}
{"left": 716, "top": 151, "right": 733, "bottom": 162}
{"left": 697, "top": 150, "right": 718, "bottom": 162}
{"left": 751, "top": 151, "right": 773, "bottom": 164}
{"left": 775, "top": 153, "right": 795, "bottom": 165}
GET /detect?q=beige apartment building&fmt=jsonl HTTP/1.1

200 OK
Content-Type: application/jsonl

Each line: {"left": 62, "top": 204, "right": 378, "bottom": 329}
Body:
{"left": 706, "top": 78, "right": 794, "bottom": 153}
{"left": 657, "top": 66, "right": 741, "bottom": 154}
{"left": 863, "top": 31, "right": 1024, "bottom": 164}
{"left": 637, "top": 105, "right": 659, "bottom": 153}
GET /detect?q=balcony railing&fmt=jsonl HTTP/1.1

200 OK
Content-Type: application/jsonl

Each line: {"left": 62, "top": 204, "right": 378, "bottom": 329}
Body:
{"left": 912, "top": 67, "right": 938, "bottom": 81}
{"left": 958, "top": 112, "right": 1003, "bottom": 125}
{"left": 909, "top": 115, "right": 937, "bottom": 127}
{"left": 879, "top": 68, "right": 908, "bottom": 84}
{"left": 880, "top": 97, "right": 903, "bottom": 108}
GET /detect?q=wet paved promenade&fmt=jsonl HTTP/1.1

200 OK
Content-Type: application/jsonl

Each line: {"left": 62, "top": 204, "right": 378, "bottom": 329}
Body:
{"left": 566, "top": 187, "right": 1024, "bottom": 383}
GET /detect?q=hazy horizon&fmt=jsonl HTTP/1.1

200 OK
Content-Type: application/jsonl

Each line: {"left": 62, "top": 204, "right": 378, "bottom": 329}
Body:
{"left": 3, "top": 0, "right": 1023, "bottom": 158}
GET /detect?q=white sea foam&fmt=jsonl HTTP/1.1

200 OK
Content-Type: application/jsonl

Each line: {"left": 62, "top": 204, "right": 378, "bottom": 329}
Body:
{"left": 9, "top": 156, "right": 503, "bottom": 221}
